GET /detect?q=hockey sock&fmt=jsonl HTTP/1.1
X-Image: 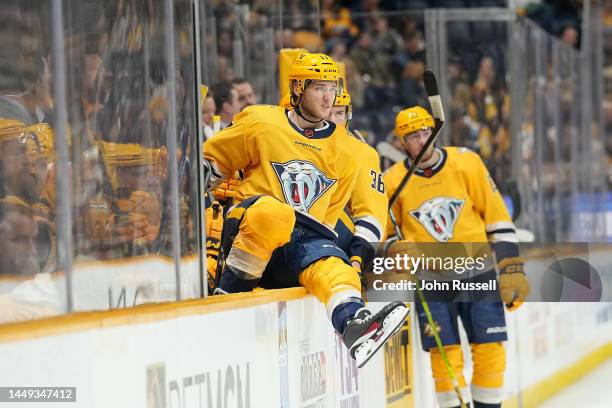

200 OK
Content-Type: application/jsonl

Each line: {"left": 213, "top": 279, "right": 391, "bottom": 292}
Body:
{"left": 331, "top": 299, "right": 365, "bottom": 334}
{"left": 218, "top": 266, "right": 259, "bottom": 293}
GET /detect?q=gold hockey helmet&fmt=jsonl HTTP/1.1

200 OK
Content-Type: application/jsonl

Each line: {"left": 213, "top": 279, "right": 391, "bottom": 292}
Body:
{"left": 394, "top": 106, "right": 434, "bottom": 138}
{"left": 288, "top": 52, "right": 341, "bottom": 98}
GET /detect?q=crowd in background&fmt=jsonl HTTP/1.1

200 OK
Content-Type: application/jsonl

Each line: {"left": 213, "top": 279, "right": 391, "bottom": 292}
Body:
{"left": 207, "top": 0, "right": 588, "bottom": 184}
{"left": 0, "top": 0, "right": 607, "bottom": 322}
{"left": 0, "top": 0, "right": 201, "bottom": 280}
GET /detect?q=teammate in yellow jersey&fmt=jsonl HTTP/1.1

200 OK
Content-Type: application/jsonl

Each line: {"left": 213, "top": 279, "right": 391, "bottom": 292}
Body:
{"left": 204, "top": 52, "right": 408, "bottom": 368}
{"left": 326, "top": 80, "right": 387, "bottom": 295}
{"left": 384, "top": 106, "right": 530, "bottom": 407}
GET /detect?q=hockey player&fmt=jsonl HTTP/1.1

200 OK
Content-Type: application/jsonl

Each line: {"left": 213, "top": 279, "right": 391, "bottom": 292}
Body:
{"left": 324, "top": 73, "right": 386, "bottom": 295}
{"left": 328, "top": 88, "right": 358, "bottom": 257}
{"left": 384, "top": 106, "right": 530, "bottom": 407}
{"left": 204, "top": 52, "right": 407, "bottom": 367}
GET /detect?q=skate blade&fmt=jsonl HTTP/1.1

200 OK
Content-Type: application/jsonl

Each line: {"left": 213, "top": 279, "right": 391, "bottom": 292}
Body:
{"left": 355, "top": 305, "right": 409, "bottom": 369}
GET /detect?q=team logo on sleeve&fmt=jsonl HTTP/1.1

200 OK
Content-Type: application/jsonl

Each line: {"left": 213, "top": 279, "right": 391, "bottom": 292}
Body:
{"left": 410, "top": 197, "right": 464, "bottom": 242}
{"left": 271, "top": 160, "right": 336, "bottom": 213}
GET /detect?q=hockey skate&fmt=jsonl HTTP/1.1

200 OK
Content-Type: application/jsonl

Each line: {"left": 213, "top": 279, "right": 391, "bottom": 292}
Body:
{"left": 342, "top": 301, "right": 409, "bottom": 368}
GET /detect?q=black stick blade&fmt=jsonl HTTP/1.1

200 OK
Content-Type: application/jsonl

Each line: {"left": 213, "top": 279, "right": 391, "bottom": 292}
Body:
{"left": 423, "top": 70, "right": 439, "bottom": 96}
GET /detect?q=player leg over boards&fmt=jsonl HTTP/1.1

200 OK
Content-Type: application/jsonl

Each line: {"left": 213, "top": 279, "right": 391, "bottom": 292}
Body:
{"left": 203, "top": 52, "right": 408, "bottom": 368}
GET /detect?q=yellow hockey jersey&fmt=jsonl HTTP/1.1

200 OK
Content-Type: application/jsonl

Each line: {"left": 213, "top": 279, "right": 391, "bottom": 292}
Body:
{"left": 204, "top": 105, "right": 381, "bottom": 232}
{"left": 384, "top": 147, "right": 517, "bottom": 245}
{"left": 342, "top": 132, "right": 387, "bottom": 242}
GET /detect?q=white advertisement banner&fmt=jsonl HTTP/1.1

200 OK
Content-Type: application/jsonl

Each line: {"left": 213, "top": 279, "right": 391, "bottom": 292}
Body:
{"left": 0, "top": 296, "right": 390, "bottom": 408}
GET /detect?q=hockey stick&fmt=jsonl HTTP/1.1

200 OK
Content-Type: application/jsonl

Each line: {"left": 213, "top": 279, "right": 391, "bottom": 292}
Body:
{"left": 387, "top": 71, "right": 467, "bottom": 408}
{"left": 388, "top": 70, "right": 445, "bottom": 238}
{"left": 416, "top": 287, "right": 466, "bottom": 408}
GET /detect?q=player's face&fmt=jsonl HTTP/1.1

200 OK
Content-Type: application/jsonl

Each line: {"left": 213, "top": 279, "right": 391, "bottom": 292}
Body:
{"left": 401, "top": 128, "right": 434, "bottom": 160}
{"left": 234, "top": 82, "right": 257, "bottom": 110}
{"left": 301, "top": 80, "right": 337, "bottom": 120}
{"left": 201, "top": 96, "right": 216, "bottom": 126}
{"left": 328, "top": 106, "right": 347, "bottom": 126}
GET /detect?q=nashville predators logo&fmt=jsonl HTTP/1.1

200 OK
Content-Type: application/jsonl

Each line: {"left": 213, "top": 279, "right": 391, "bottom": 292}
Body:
{"left": 271, "top": 160, "right": 336, "bottom": 213}
{"left": 410, "top": 197, "right": 464, "bottom": 242}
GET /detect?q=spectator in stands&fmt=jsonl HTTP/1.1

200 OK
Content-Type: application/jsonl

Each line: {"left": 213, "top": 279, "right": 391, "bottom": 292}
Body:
{"left": 0, "top": 3, "right": 52, "bottom": 125}
{"left": 372, "top": 14, "right": 404, "bottom": 57}
{"left": 322, "top": 0, "right": 359, "bottom": 41}
{"left": 447, "top": 55, "right": 468, "bottom": 95}
{"left": 397, "top": 61, "right": 428, "bottom": 108}
{"left": 0, "top": 196, "right": 40, "bottom": 277}
{"left": 23, "top": 123, "right": 56, "bottom": 271}
{"left": 474, "top": 56, "right": 497, "bottom": 92}
{"left": 211, "top": 82, "right": 241, "bottom": 130}
{"left": 0, "top": 197, "right": 62, "bottom": 323}
{"left": 391, "top": 30, "right": 426, "bottom": 81}
{"left": 404, "top": 30, "right": 425, "bottom": 63}
{"left": 216, "top": 55, "right": 235, "bottom": 83}
{"left": 231, "top": 78, "right": 258, "bottom": 111}
{"left": 23, "top": 124, "right": 53, "bottom": 207}
{"left": 217, "top": 30, "right": 234, "bottom": 59}
{"left": 560, "top": 24, "right": 579, "bottom": 47}
{"left": 349, "top": 31, "right": 392, "bottom": 86}
{"left": 397, "top": 30, "right": 426, "bottom": 63}
{"left": 328, "top": 37, "right": 348, "bottom": 61}
{"left": 285, "top": 0, "right": 316, "bottom": 30}
{"left": 397, "top": 15, "right": 420, "bottom": 39}
{"left": 0, "top": 120, "right": 57, "bottom": 275}
{"left": 0, "top": 120, "right": 37, "bottom": 202}
{"left": 201, "top": 89, "right": 216, "bottom": 140}
{"left": 449, "top": 107, "right": 475, "bottom": 147}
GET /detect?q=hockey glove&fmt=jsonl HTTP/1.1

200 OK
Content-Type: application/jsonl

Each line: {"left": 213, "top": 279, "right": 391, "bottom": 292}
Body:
{"left": 498, "top": 257, "right": 530, "bottom": 311}
{"left": 213, "top": 172, "right": 240, "bottom": 201}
